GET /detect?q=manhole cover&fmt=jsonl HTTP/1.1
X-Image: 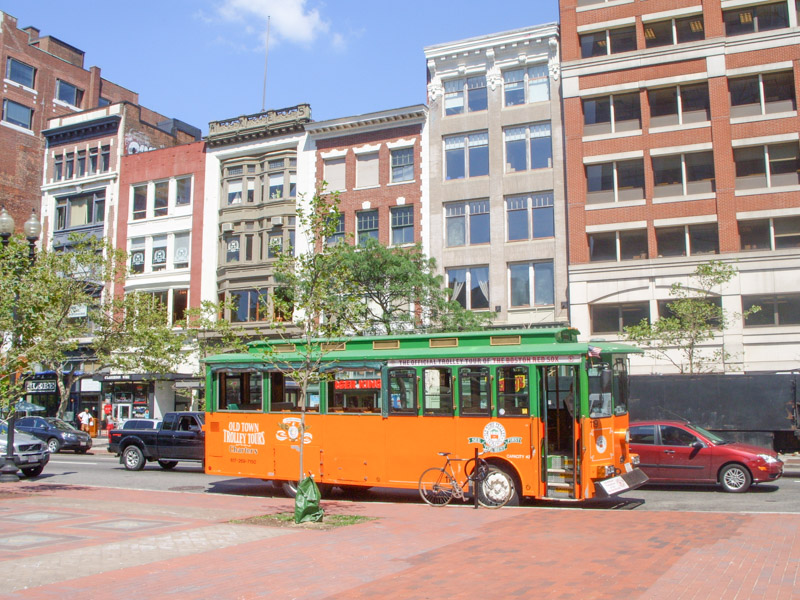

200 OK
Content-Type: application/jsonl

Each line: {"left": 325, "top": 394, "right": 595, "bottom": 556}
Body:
{"left": 169, "top": 486, "right": 206, "bottom": 492}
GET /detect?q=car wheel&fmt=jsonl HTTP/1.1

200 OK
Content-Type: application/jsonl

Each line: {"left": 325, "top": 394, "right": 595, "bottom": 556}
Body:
{"left": 76, "top": 449, "right": 88, "bottom": 454}
{"left": 158, "top": 460, "right": 178, "bottom": 470}
{"left": 47, "top": 438, "right": 61, "bottom": 454}
{"left": 21, "top": 465, "right": 45, "bottom": 477}
{"left": 719, "top": 463, "right": 752, "bottom": 493}
{"left": 122, "top": 446, "right": 145, "bottom": 471}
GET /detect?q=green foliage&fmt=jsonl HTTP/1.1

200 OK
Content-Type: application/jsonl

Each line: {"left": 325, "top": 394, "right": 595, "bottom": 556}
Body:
{"left": 179, "top": 299, "right": 250, "bottom": 374}
{"left": 624, "top": 260, "right": 759, "bottom": 373}
{"left": 337, "top": 237, "right": 491, "bottom": 334}
{"left": 0, "top": 234, "right": 185, "bottom": 418}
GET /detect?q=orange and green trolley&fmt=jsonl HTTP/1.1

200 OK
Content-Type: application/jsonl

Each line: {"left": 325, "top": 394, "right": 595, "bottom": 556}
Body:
{"left": 202, "top": 327, "right": 647, "bottom": 503}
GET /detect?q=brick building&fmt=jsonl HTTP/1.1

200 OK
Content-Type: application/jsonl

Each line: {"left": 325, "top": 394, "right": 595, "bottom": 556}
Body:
{"left": 560, "top": 0, "right": 800, "bottom": 372}
{"left": 305, "top": 105, "right": 426, "bottom": 252}
{"left": 0, "top": 11, "right": 139, "bottom": 230}
{"left": 424, "top": 25, "right": 569, "bottom": 328}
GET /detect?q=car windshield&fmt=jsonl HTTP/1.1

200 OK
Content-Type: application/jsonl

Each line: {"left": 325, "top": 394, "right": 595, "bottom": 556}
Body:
{"left": 690, "top": 423, "right": 729, "bottom": 445}
{"left": 47, "top": 418, "right": 77, "bottom": 432}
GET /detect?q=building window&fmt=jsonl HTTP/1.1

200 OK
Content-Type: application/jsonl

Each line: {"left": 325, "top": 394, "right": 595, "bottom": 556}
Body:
{"left": 509, "top": 261, "right": 554, "bottom": 307}
{"left": 444, "top": 75, "right": 487, "bottom": 115}
{"left": 744, "top": 294, "right": 800, "bottom": 327}
{"left": 65, "top": 153, "right": 74, "bottom": 178}
{"left": 734, "top": 143, "right": 800, "bottom": 190}
{"left": 724, "top": 2, "right": 789, "bottom": 36}
{"left": 447, "top": 266, "right": 490, "bottom": 310}
{"left": 268, "top": 173, "right": 284, "bottom": 199}
{"left": 729, "top": 71, "right": 795, "bottom": 118}
{"left": 130, "top": 238, "right": 145, "bottom": 274}
{"left": 649, "top": 83, "right": 710, "bottom": 127}
{"left": 6, "top": 57, "right": 35, "bottom": 88}
{"left": 230, "top": 289, "right": 269, "bottom": 323}
{"left": 324, "top": 157, "right": 346, "bottom": 191}
{"left": 174, "top": 232, "right": 190, "bottom": 269}
{"left": 655, "top": 224, "right": 719, "bottom": 257}
{"left": 54, "top": 191, "right": 105, "bottom": 231}
{"left": 356, "top": 152, "right": 379, "bottom": 188}
{"left": 88, "top": 147, "right": 98, "bottom": 175}
{"left": 653, "top": 151, "right": 715, "bottom": 198}
{"left": 504, "top": 123, "right": 552, "bottom": 173}
{"left": 586, "top": 159, "right": 645, "bottom": 204}
{"left": 583, "top": 93, "right": 641, "bottom": 136}
{"left": 172, "top": 289, "right": 188, "bottom": 325}
{"left": 739, "top": 216, "right": 800, "bottom": 250}
{"left": 644, "top": 15, "right": 704, "bottom": 48}
{"left": 154, "top": 181, "right": 169, "bottom": 217}
{"left": 267, "top": 234, "right": 283, "bottom": 259}
{"left": 246, "top": 178, "right": 255, "bottom": 203}
{"left": 589, "top": 229, "right": 648, "bottom": 262}
{"left": 101, "top": 146, "right": 110, "bottom": 172}
{"left": 2, "top": 99, "right": 32, "bottom": 129}
{"left": 326, "top": 214, "right": 345, "bottom": 245}
{"left": 444, "top": 132, "right": 489, "bottom": 180}
{"left": 391, "top": 206, "right": 414, "bottom": 245}
{"left": 132, "top": 185, "right": 147, "bottom": 220}
{"left": 77, "top": 151, "right": 86, "bottom": 177}
{"left": 289, "top": 172, "right": 297, "bottom": 197}
{"left": 658, "top": 297, "right": 722, "bottom": 323}
{"left": 357, "top": 210, "right": 379, "bottom": 245}
{"left": 503, "top": 64, "right": 549, "bottom": 107}
{"left": 580, "top": 27, "right": 636, "bottom": 58}
{"left": 391, "top": 147, "right": 414, "bottom": 182}
{"left": 225, "top": 235, "right": 240, "bottom": 263}
{"left": 176, "top": 176, "right": 192, "bottom": 206}
{"left": 54, "top": 155, "right": 63, "bottom": 182}
{"left": 55, "top": 79, "right": 84, "bottom": 107}
{"left": 591, "top": 302, "right": 650, "bottom": 334}
{"left": 445, "top": 200, "right": 490, "bottom": 247}
{"left": 506, "top": 192, "right": 554, "bottom": 241}
{"left": 227, "top": 179, "right": 242, "bottom": 205}
{"left": 152, "top": 236, "right": 168, "bottom": 272}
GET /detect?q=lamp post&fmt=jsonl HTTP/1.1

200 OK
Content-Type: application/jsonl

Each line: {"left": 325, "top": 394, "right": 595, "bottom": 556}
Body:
{"left": 0, "top": 208, "right": 41, "bottom": 482}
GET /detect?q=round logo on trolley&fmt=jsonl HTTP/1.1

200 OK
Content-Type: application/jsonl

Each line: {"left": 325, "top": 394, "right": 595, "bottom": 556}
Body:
{"left": 595, "top": 434, "right": 608, "bottom": 455}
{"left": 483, "top": 421, "right": 507, "bottom": 451}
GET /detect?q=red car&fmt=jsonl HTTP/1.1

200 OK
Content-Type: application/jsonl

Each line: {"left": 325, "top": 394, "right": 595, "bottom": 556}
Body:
{"left": 629, "top": 420, "right": 783, "bottom": 493}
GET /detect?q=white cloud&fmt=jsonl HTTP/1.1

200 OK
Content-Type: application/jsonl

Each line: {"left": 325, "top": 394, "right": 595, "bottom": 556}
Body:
{"left": 216, "top": 0, "right": 330, "bottom": 46}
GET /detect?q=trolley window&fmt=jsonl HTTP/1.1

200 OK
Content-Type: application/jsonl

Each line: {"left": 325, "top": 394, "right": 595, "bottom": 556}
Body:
{"left": 497, "top": 366, "right": 530, "bottom": 416}
{"left": 389, "top": 368, "right": 417, "bottom": 414}
{"left": 267, "top": 372, "right": 318, "bottom": 412}
{"left": 459, "top": 367, "right": 491, "bottom": 416}
{"left": 423, "top": 367, "right": 454, "bottom": 416}
{"left": 218, "top": 371, "right": 263, "bottom": 411}
{"left": 327, "top": 369, "right": 381, "bottom": 413}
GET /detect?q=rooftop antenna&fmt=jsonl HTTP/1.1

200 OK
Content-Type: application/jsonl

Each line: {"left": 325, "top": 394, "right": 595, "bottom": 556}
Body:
{"left": 261, "top": 16, "right": 270, "bottom": 112}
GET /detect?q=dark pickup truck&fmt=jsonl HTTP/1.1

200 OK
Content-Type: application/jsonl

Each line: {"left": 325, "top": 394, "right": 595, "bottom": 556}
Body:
{"left": 107, "top": 411, "right": 205, "bottom": 471}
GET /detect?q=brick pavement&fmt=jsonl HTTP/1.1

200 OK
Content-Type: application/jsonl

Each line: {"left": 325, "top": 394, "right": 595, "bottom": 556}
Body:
{"left": 1, "top": 481, "right": 799, "bottom": 600}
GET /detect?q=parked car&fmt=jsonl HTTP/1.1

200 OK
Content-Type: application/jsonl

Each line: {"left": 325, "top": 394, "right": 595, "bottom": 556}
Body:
{"left": 107, "top": 411, "right": 204, "bottom": 470}
{"left": 15, "top": 416, "right": 92, "bottom": 454}
{"left": 0, "top": 420, "right": 50, "bottom": 477}
{"left": 629, "top": 420, "right": 784, "bottom": 493}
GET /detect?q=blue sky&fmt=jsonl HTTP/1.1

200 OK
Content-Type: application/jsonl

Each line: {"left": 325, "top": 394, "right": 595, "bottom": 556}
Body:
{"left": 3, "top": 0, "right": 559, "bottom": 134}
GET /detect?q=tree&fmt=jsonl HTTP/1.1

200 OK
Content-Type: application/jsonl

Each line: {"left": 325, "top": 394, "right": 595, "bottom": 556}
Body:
{"left": 624, "top": 260, "right": 759, "bottom": 374}
{"left": 265, "top": 185, "right": 364, "bottom": 496}
{"left": 338, "top": 238, "right": 492, "bottom": 334}
{"left": 0, "top": 235, "right": 185, "bottom": 418}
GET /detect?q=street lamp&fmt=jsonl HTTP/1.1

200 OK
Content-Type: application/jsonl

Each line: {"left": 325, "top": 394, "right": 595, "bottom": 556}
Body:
{"left": 0, "top": 208, "right": 41, "bottom": 482}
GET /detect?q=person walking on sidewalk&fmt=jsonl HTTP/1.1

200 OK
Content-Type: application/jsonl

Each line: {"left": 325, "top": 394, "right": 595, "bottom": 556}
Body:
{"left": 79, "top": 408, "right": 94, "bottom": 435}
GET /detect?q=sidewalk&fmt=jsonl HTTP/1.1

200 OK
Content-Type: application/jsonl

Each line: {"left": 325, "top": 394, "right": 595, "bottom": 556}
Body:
{"left": 1, "top": 480, "right": 799, "bottom": 600}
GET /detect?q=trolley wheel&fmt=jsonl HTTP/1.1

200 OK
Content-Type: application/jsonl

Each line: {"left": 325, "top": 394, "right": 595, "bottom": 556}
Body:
{"left": 477, "top": 468, "right": 516, "bottom": 508}
{"left": 419, "top": 467, "right": 456, "bottom": 506}
{"left": 281, "top": 480, "right": 298, "bottom": 498}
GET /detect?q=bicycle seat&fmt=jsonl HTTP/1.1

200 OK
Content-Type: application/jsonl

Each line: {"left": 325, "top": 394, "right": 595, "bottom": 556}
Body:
{"left": 438, "top": 452, "right": 452, "bottom": 456}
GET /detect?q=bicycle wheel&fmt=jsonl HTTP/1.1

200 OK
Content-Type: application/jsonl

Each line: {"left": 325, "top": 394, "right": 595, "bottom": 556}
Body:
{"left": 419, "top": 468, "right": 457, "bottom": 506}
{"left": 477, "top": 468, "right": 514, "bottom": 509}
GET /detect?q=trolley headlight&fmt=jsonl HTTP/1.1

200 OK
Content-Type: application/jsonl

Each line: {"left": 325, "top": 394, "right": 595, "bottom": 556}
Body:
{"left": 596, "top": 465, "right": 616, "bottom": 478}
{"left": 758, "top": 454, "right": 779, "bottom": 464}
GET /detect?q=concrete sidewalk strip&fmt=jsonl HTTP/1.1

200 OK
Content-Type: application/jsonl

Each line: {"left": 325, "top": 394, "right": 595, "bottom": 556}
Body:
{"left": 4, "top": 523, "right": 295, "bottom": 594}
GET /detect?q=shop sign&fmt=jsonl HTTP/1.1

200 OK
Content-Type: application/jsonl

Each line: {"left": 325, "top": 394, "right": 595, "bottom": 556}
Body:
{"left": 68, "top": 304, "right": 88, "bottom": 318}
{"left": 26, "top": 380, "right": 57, "bottom": 394}
{"left": 334, "top": 379, "right": 381, "bottom": 390}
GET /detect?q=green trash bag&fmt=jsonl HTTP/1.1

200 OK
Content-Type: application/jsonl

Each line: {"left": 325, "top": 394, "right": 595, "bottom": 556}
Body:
{"left": 294, "top": 476, "right": 324, "bottom": 523}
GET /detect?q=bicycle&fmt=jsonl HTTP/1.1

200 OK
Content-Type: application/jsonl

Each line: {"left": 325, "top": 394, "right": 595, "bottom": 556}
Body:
{"left": 418, "top": 452, "right": 515, "bottom": 508}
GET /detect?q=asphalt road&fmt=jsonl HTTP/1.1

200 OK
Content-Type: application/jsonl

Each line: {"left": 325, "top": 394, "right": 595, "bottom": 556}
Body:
{"left": 18, "top": 444, "right": 800, "bottom": 513}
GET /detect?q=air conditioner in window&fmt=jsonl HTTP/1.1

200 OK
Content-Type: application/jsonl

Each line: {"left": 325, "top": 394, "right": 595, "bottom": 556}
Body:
{"left": 272, "top": 216, "right": 284, "bottom": 226}
{"left": 221, "top": 223, "right": 234, "bottom": 233}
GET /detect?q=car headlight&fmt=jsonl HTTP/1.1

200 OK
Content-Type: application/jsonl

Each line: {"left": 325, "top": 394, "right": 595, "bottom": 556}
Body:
{"left": 63, "top": 433, "right": 77, "bottom": 439}
{"left": 758, "top": 454, "right": 779, "bottom": 464}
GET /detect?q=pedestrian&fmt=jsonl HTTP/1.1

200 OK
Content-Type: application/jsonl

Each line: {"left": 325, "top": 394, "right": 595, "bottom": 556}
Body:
{"left": 79, "top": 407, "right": 93, "bottom": 434}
